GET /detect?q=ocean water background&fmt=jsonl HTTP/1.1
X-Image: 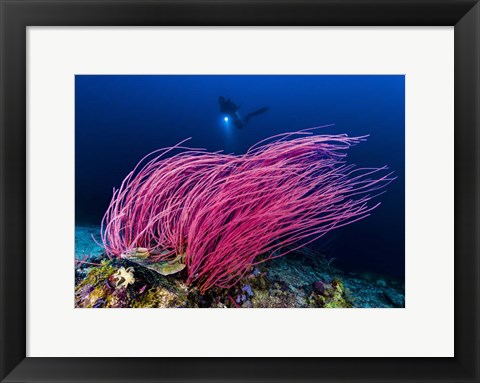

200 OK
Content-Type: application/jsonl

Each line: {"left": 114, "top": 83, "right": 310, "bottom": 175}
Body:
{"left": 75, "top": 75, "right": 405, "bottom": 280}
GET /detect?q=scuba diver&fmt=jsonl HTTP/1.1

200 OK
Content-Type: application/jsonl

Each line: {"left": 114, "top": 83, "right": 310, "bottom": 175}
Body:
{"left": 219, "top": 96, "right": 269, "bottom": 129}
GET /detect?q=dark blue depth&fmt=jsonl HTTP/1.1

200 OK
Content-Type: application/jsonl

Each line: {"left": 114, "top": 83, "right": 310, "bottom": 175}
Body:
{"left": 75, "top": 75, "right": 405, "bottom": 279}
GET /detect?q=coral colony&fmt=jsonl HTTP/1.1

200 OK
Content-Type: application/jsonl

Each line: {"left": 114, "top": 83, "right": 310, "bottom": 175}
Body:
{"left": 100, "top": 131, "right": 394, "bottom": 294}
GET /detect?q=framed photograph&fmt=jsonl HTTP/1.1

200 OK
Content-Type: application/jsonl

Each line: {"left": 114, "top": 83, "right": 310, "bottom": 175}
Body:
{"left": 73, "top": 73, "right": 405, "bottom": 310}
{"left": 1, "top": 0, "right": 478, "bottom": 382}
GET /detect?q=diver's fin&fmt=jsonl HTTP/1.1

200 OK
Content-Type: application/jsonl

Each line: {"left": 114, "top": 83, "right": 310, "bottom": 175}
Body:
{"left": 244, "top": 107, "right": 269, "bottom": 124}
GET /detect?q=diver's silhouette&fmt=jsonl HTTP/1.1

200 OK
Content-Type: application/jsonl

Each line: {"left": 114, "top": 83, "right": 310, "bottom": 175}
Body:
{"left": 219, "top": 96, "right": 269, "bottom": 129}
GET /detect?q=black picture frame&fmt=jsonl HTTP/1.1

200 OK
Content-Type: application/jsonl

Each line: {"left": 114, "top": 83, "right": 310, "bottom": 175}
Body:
{"left": 1, "top": 0, "right": 478, "bottom": 382}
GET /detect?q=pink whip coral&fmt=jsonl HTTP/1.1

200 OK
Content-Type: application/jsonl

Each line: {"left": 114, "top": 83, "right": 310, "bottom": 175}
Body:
{"left": 101, "top": 131, "right": 394, "bottom": 293}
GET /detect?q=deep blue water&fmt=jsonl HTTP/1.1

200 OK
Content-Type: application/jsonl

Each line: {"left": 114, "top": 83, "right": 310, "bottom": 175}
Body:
{"left": 75, "top": 75, "right": 405, "bottom": 279}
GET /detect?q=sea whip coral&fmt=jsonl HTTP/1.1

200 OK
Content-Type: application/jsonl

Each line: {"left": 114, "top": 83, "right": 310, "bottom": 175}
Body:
{"left": 101, "top": 131, "right": 394, "bottom": 293}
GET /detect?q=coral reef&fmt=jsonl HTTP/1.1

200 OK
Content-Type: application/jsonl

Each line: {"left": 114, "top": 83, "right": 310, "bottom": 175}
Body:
{"left": 75, "top": 233, "right": 405, "bottom": 309}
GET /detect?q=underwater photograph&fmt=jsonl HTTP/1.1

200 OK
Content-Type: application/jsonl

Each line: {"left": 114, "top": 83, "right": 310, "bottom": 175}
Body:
{"left": 75, "top": 75, "right": 405, "bottom": 308}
